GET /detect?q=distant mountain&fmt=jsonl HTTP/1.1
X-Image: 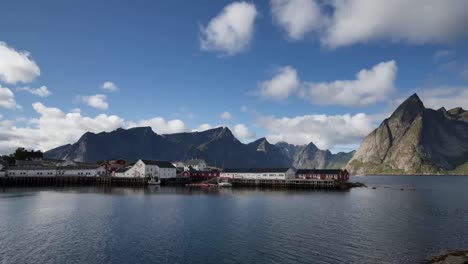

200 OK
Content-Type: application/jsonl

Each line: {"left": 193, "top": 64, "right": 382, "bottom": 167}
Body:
{"left": 275, "top": 142, "right": 355, "bottom": 169}
{"left": 346, "top": 94, "right": 468, "bottom": 175}
{"left": 45, "top": 127, "right": 353, "bottom": 169}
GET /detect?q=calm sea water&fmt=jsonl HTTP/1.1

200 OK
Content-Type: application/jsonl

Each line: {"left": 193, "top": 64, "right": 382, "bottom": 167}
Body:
{"left": 0, "top": 176, "right": 467, "bottom": 264}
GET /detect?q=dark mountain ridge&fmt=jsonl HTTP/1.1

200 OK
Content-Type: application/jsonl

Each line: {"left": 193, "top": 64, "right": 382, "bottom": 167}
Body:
{"left": 45, "top": 127, "right": 352, "bottom": 169}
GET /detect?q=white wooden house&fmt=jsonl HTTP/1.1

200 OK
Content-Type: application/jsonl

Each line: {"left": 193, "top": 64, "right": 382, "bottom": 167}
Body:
{"left": 116, "top": 160, "right": 176, "bottom": 179}
{"left": 184, "top": 159, "right": 207, "bottom": 171}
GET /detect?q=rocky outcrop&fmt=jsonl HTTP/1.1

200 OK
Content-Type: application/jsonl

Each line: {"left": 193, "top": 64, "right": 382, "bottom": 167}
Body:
{"left": 347, "top": 94, "right": 468, "bottom": 175}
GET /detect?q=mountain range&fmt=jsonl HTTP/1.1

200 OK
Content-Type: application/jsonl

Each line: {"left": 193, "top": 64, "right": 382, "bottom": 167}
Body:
{"left": 45, "top": 93, "right": 468, "bottom": 174}
{"left": 45, "top": 126, "right": 353, "bottom": 169}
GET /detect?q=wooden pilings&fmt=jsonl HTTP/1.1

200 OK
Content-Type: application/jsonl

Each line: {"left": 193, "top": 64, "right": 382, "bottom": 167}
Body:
{"left": 0, "top": 176, "right": 147, "bottom": 187}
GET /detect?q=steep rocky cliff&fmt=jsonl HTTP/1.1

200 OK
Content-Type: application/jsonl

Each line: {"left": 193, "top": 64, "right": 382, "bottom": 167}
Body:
{"left": 346, "top": 94, "right": 468, "bottom": 175}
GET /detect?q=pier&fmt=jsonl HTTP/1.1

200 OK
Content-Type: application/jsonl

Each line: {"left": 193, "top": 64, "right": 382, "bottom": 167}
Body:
{"left": 0, "top": 176, "right": 147, "bottom": 187}
{"left": 231, "top": 178, "right": 340, "bottom": 189}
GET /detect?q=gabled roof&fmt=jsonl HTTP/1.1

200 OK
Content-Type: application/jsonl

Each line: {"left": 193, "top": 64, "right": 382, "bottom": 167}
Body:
{"left": 184, "top": 159, "right": 206, "bottom": 166}
{"left": 141, "top": 160, "right": 175, "bottom": 168}
{"left": 296, "top": 169, "right": 343, "bottom": 174}
{"left": 115, "top": 167, "right": 130, "bottom": 173}
{"left": 223, "top": 168, "right": 292, "bottom": 173}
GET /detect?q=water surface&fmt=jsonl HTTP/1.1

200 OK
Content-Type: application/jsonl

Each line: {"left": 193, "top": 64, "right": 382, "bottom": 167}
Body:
{"left": 1, "top": 176, "right": 467, "bottom": 264}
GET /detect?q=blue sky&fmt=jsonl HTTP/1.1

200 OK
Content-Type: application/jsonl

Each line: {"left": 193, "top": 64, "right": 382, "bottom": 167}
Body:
{"left": 0, "top": 0, "right": 467, "bottom": 154}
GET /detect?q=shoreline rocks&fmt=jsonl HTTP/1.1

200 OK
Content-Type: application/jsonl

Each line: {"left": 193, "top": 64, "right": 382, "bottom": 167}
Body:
{"left": 428, "top": 250, "right": 468, "bottom": 264}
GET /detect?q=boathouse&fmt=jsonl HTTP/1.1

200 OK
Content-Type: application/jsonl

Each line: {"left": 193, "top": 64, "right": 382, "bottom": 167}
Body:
{"left": 7, "top": 166, "right": 57, "bottom": 177}
{"left": 220, "top": 168, "right": 296, "bottom": 180}
{"left": 57, "top": 165, "right": 106, "bottom": 177}
{"left": 181, "top": 170, "right": 220, "bottom": 178}
{"left": 295, "top": 169, "right": 349, "bottom": 181}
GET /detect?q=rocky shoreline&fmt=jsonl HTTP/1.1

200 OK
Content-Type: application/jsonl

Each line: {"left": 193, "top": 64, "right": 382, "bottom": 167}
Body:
{"left": 428, "top": 250, "right": 468, "bottom": 264}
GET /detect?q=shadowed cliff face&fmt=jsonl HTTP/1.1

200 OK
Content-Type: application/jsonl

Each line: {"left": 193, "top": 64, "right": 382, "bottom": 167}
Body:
{"left": 347, "top": 94, "right": 468, "bottom": 175}
{"left": 45, "top": 127, "right": 354, "bottom": 169}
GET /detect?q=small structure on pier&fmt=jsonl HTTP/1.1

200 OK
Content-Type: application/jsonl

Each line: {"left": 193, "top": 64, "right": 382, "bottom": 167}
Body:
{"left": 295, "top": 169, "right": 349, "bottom": 181}
{"left": 220, "top": 168, "right": 296, "bottom": 180}
{"left": 184, "top": 159, "right": 207, "bottom": 171}
{"left": 181, "top": 170, "right": 220, "bottom": 178}
{"left": 7, "top": 166, "right": 57, "bottom": 177}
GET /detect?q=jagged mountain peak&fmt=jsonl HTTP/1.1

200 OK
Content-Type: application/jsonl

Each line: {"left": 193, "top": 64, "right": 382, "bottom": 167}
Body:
{"left": 390, "top": 93, "right": 425, "bottom": 123}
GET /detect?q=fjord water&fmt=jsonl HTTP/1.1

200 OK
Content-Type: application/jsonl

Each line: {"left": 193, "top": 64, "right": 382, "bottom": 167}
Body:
{"left": 1, "top": 176, "right": 467, "bottom": 264}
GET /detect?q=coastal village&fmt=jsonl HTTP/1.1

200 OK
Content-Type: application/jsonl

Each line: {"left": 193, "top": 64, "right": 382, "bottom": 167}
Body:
{"left": 0, "top": 151, "right": 350, "bottom": 188}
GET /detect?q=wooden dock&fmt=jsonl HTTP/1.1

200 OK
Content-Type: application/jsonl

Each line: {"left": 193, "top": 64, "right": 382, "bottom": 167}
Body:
{"left": 230, "top": 178, "right": 341, "bottom": 189}
{"left": 0, "top": 176, "right": 147, "bottom": 187}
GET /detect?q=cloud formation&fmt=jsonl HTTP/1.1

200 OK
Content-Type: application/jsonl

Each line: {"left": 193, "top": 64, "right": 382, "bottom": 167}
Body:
{"left": 200, "top": 2, "right": 257, "bottom": 55}
{"left": 220, "top": 111, "right": 232, "bottom": 120}
{"left": 0, "top": 42, "right": 40, "bottom": 84}
{"left": 301, "top": 60, "right": 397, "bottom": 106}
{"left": 0, "top": 103, "right": 125, "bottom": 153}
{"left": 127, "top": 117, "right": 187, "bottom": 135}
{"left": 270, "top": 0, "right": 468, "bottom": 48}
{"left": 232, "top": 123, "right": 256, "bottom": 141}
{"left": 17, "top": 85, "right": 51, "bottom": 97}
{"left": 0, "top": 103, "right": 191, "bottom": 154}
{"left": 80, "top": 94, "right": 109, "bottom": 110}
{"left": 102, "top": 81, "right": 118, "bottom": 92}
{"left": 0, "top": 86, "right": 17, "bottom": 109}
{"left": 192, "top": 123, "right": 213, "bottom": 132}
{"left": 258, "top": 66, "right": 300, "bottom": 100}
{"left": 257, "top": 113, "right": 374, "bottom": 150}
{"left": 270, "top": 0, "right": 324, "bottom": 40}
{"left": 257, "top": 61, "right": 397, "bottom": 106}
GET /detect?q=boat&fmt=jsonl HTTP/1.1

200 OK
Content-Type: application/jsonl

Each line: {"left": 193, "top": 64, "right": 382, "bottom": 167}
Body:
{"left": 218, "top": 182, "right": 232, "bottom": 187}
{"left": 148, "top": 177, "right": 161, "bottom": 185}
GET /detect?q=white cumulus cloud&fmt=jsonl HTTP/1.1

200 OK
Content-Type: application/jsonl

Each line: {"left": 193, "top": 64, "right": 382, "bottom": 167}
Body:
{"left": 0, "top": 85, "right": 17, "bottom": 109}
{"left": 258, "top": 66, "right": 300, "bottom": 100}
{"left": 80, "top": 94, "right": 109, "bottom": 110}
{"left": 300, "top": 60, "right": 397, "bottom": 106}
{"left": 102, "top": 81, "right": 118, "bottom": 92}
{"left": 323, "top": 0, "right": 468, "bottom": 48}
{"left": 270, "top": 0, "right": 468, "bottom": 48}
{"left": 256, "top": 113, "right": 375, "bottom": 150}
{"left": 0, "top": 102, "right": 125, "bottom": 153}
{"left": 127, "top": 117, "right": 187, "bottom": 134}
{"left": 0, "top": 41, "right": 40, "bottom": 84}
{"left": 231, "top": 123, "right": 256, "bottom": 141}
{"left": 0, "top": 103, "right": 193, "bottom": 154}
{"left": 17, "top": 85, "right": 51, "bottom": 97}
{"left": 220, "top": 111, "right": 232, "bottom": 120}
{"left": 270, "top": 0, "right": 324, "bottom": 40}
{"left": 200, "top": 1, "right": 257, "bottom": 55}
{"left": 192, "top": 123, "right": 213, "bottom": 132}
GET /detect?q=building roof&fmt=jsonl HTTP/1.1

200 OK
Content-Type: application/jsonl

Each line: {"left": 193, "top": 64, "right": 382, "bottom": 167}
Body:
{"left": 8, "top": 166, "right": 57, "bottom": 171}
{"left": 223, "top": 168, "right": 292, "bottom": 173}
{"left": 184, "top": 159, "right": 206, "bottom": 166}
{"left": 57, "top": 165, "right": 100, "bottom": 170}
{"left": 115, "top": 167, "right": 130, "bottom": 173}
{"left": 15, "top": 160, "right": 43, "bottom": 166}
{"left": 141, "top": 160, "right": 176, "bottom": 168}
{"left": 296, "top": 169, "right": 343, "bottom": 174}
